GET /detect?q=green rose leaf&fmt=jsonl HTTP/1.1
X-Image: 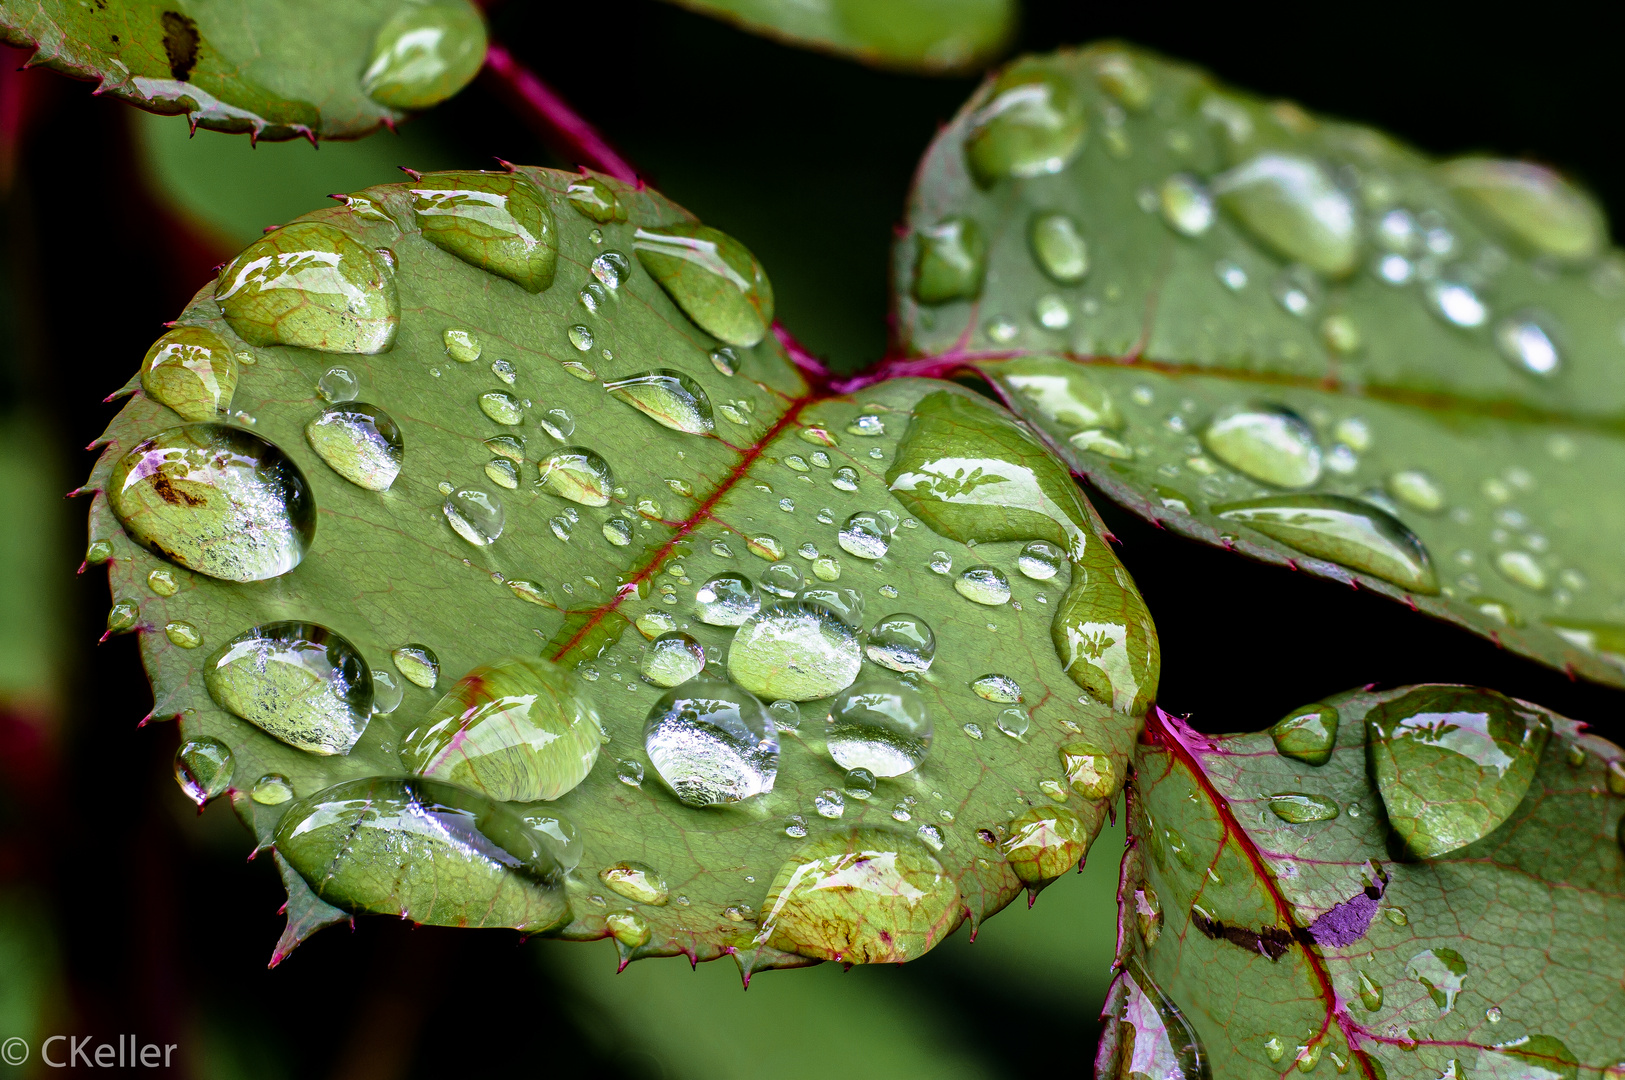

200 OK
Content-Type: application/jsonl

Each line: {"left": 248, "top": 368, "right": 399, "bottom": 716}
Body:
{"left": 83, "top": 164, "right": 1159, "bottom": 971}
{"left": 893, "top": 43, "right": 1625, "bottom": 690}
{"left": 663, "top": 0, "right": 1015, "bottom": 74}
{"left": 0, "top": 0, "right": 487, "bottom": 140}
{"left": 1103, "top": 690, "right": 1625, "bottom": 1078}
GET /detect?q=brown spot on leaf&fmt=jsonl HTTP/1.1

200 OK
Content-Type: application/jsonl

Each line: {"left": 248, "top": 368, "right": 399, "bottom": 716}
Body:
{"left": 1189, "top": 903, "right": 1297, "bottom": 960}
{"left": 151, "top": 472, "right": 204, "bottom": 507}
{"left": 161, "top": 12, "right": 200, "bottom": 82}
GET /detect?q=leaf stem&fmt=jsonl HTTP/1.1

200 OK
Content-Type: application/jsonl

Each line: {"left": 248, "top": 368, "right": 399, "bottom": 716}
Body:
{"left": 480, "top": 43, "right": 639, "bottom": 183}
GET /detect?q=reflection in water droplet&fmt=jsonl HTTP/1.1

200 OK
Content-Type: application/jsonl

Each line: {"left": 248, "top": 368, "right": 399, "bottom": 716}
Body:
{"left": 1212, "top": 153, "right": 1359, "bottom": 276}
{"left": 815, "top": 789, "right": 845, "bottom": 818}
{"left": 1060, "top": 743, "right": 1115, "bottom": 797}
{"left": 214, "top": 222, "right": 398, "bottom": 353}
{"left": 392, "top": 644, "right": 439, "bottom": 689}
{"left": 1106, "top": 959, "right": 1211, "bottom": 1080}
{"left": 443, "top": 328, "right": 481, "bottom": 363}
{"left": 371, "top": 668, "right": 403, "bottom": 716}
{"left": 410, "top": 171, "right": 557, "bottom": 293}
{"left": 824, "top": 678, "right": 933, "bottom": 777}
{"left": 1160, "top": 174, "right": 1215, "bottom": 236}
{"left": 728, "top": 601, "right": 863, "bottom": 702}
{"left": 1029, "top": 212, "right": 1089, "bottom": 284}
{"left": 912, "top": 217, "right": 987, "bottom": 304}
{"left": 443, "top": 488, "right": 504, "bottom": 545}
{"left": 360, "top": 1, "right": 486, "bottom": 109}
{"left": 109, "top": 424, "right": 315, "bottom": 583}
{"left": 995, "top": 708, "right": 1030, "bottom": 739}
{"left": 643, "top": 679, "right": 778, "bottom": 806}
{"left": 1003, "top": 805, "right": 1087, "bottom": 883}
{"left": 206, "top": 621, "right": 373, "bottom": 755}
{"left": 971, "top": 674, "right": 1022, "bottom": 703}
{"left": 485, "top": 457, "right": 519, "bottom": 489}
{"left": 148, "top": 568, "right": 178, "bottom": 596}
{"left": 168, "top": 618, "right": 201, "bottom": 647}
{"left": 1216, "top": 494, "right": 1438, "bottom": 594}
{"left": 759, "top": 562, "right": 802, "bottom": 597}
{"left": 838, "top": 512, "right": 891, "bottom": 560}
{"left": 568, "top": 324, "right": 594, "bottom": 352}
{"left": 1203, "top": 404, "right": 1322, "bottom": 489}
{"left": 1358, "top": 972, "right": 1384, "bottom": 1012}
{"left": 1407, "top": 948, "right": 1469, "bottom": 1015}
{"left": 633, "top": 223, "right": 774, "bottom": 346}
{"left": 1271, "top": 703, "right": 1339, "bottom": 765}
{"left": 538, "top": 448, "right": 614, "bottom": 507}
{"left": 174, "top": 737, "right": 234, "bottom": 806}
{"left": 641, "top": 632, "right": 706, "bottom": 688}
{"left": 306, "top": 403, "right": 403, "bottom": 491}
{"left": 604, "top": 370, "right": 715, "bottom": 435}
{"left": 695, "top": 572, "right": 760, "bottom": 626}
{"left": 479, "top": 390, "right": 524, "bottom": 426}
{"left": 601, "top": 861, "right": 668, "bottom": 906}
{"left": 141, "top": 326, "right": 238, "bottom": 421}
{"left": 865, "top": 613, "right": 936, "bottom": 673}
{"left": 592, "top": 250, "right": 631, "bottom": 289}
{"left": 1018, "top": 540, "right": 1064, "bottom": 580}
{"left": 956, "top": 565, "right": 1011, "bottom": 605}
{"left": 1269, "top": 792, "right": 1340, "bottom": 823}
{"left": 251, "top": 773, "right": 294, "bottom": 805}
{"left": 1494, "top": 314, "right": 1561, "bottom": 377}
{"left": 796, "top": 586, "right": 863, "bottom": 628}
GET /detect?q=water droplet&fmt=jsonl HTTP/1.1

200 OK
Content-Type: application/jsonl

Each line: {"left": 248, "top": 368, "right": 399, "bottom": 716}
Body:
{"left": 727, "top": 601, "right": 863, "bottom": 702}
{"left": 483, "top": 457, "right": 520, "bottom": 490}
{"left": 758, "top": 562, "right": 801, "bottom": 598}
{"left": 1494, "top": 313, "right": 1561, "bottom": 377}
{"left": 1321, "top": 313, "right": 1361, "bottom": 355}
{"left": 507, "top": 579, "right": 554, "bottom": 607}
{"left": 109, "top": 424, "right": 315, "bottom": 582}
{"left": 641, "top": 632, "right": 706, "bottom": 688}
{"left": 1106, "top": 959, "right": 1211, "bottom": 1080}
{"left": 474, "top": 389, "right": 520, "bottom": 426}
{"left": 564, "top": 175, "right": 626, "bottom": 224}
{"left": 1272, "top": 264, "right": 1321, "bottom": 316}
{"left": 1159, "top": 173, "right": 1215, "bottom": 236}
{"left": 206, "top": 621, "right": 372, "bottom": 754}
{"left": 600, "top": 861, "right": 668, "bottom": 906}
{"left": 690, "top": 572, "right": 756, "bottom": 626}
{"left": 591, "top": 250, "right": 631, "bottom": 290}
{"left": 1216, "top": 494, "right": 1439, "bottom": 594}
{"left": 964, "top": 59, "right": 1085, "bottom": 184}
{"left": 1028, "top": 212, "right": 1089, "bottom": 284}
{"left": 929, "top": 551, "right": 952, "bottom": 575}
{"left": 836, "top": 512, "right": 890, "bottom": 560}
{"left": 813, "top": 788, "right": 845, "bottom": 818}
{"left": 537, "top": 448, "right": 614, "bottom": 507}
{"left": 748, "top": 534, "right": 786, "bottom": 561}
{"left": 1203, "top": 403, "right": 1322, "bottom": 488}
{"left": 865, "top": 613, "right": 936, "bottom": 673}
{"left": 970, "top": 674, "right": 1022, "bottom": 703}
{"left": 360, "top": 1, "right": 485, "bottom": 108}
{"left": 1495, "top": 550, "right": 1547, "bottom": 592}
{"left": 1034, "top": 294, "right": 1071, "bottom": 330}
{"left": 248, "top": 773, "right": 292, "bottom": 805}
{"left": 830, "top": 466, "right": 861, "bottom": 492}
{"left": 1003, "top": 805, "right": 1087, "bottom": 884}
{"left": 1406, "top": 948, "right": 1468, "bottom": 1015}
{"left": 1269, "top": 792, "right": 1340, "bottom": 823}
{"left": 391, "top": 644, "right": 439, "bottom": 690}
{"left": 443, "top": 488, "right": 504, "bottom": 545}
{"left": 796, "top": 585, "right": 864, "bottom": 628}
{"left": 305, "top": 402, "right": 404, "bottom": 492}
{"left": 1212, "top": 153, "right": 1359, "bottom": 276}
{"left": 215, "top": 222, "right": 398, "bottom": 353}
{"left": 708, "top": 346, "right": 740, "bottom": 376}
{"left": 1271, "top": 703, "right": 1339, "bottom": 765}
{"left": 617, "top": 759, "right": 644, "bottom": 786}
{"left": 1358, "top": 972, "right": 1384, "bottom": 1012}
{"left": 1017, "top": 540, "right": 1064, "bottom": 580}
{"left": 411, "top": 171, "right": 557, "bottom": 292}
{"left": 604, "top": 370, "right": 714, "bottom": 435}
{"left": 439, "top": 327, "right": 480, "bottom": 364}
{"left": 955, "top": 565, "right": 1011, "bottom": 605}
{"left": 146, "top": 568, "right": 177, "bottom": 597}
{"left": 1426, "top": 279, "right": 1489, "bottom": 328}
{"left": 912, "top": 216, "right": 987, "bottom": 304}
{"left": 1442, "top": 157, "right": 1604, "bottom": 262}
{"left": 370, "top": 667, "right": 404, "bottom": 716}
{"left": 986, "top": 707, "right": 1028, "bottom": 740}
{"left": 633, "top": 224, "right": 774, "bottom": 346}
{"left": 1386, "top": 470, "right": 1444, "bottom": 513}
{"left": 141, "top": 326, "right": 238, "bottom": 421}
{"left": 174, "top": 736, "right": 234, "bottom": 806}
{"left": 85, "top": 539, "right": 114, "bottom": 565}
{"left": 1369, "top": 686, "right": 1551, "bottom": 858}
{"left": 824, "top": 677, "right": 933, "bottom": 777}
{"left": 643, "top": 679, "right": 777, "bottom": 806}
{"left": 1060, "top": 743, "right": 1115, "bottom": 797}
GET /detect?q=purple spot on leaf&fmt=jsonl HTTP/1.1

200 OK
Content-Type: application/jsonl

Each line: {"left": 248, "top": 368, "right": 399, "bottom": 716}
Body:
{"left": 1308, "top": 881, "right": 1385, "bottom": 947}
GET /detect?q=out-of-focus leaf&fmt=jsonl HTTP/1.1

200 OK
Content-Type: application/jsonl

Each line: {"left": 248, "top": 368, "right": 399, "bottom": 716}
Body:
{"left": 664, "top": 0, "right": 1015, "bottom": 74}
{"left": 1101, "top": 691, "right": 1625, "bottom": 1078}
{"left": 893, "top": 43, "right": 1625, "bottom": 690}
{"left": 0, "top": 0, "right": 487, "bottom": 140}
{"left": 85, "top": 164, "right": 1157, "bottom": 967}
{"left": 0, "top": 417, "right": 65, "bottom": 711}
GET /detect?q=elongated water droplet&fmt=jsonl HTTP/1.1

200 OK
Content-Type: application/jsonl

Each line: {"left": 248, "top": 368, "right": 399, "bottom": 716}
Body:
{"left": 604, "top": 369, "right": 714, "bottom": 434}
{"left": 633, "top": 224, "right": 774, "bottom": 346}
{"left": 401, "top": 656, "right": 602, "bottom": 802}
{"left": 1216, "top": 494, "right": 1439, "bottom": 594}
{"left": 1271, "top": 703, "right": 1339, "bottom": 765}
{"left": 970, "top": 674, "right": 1022, "bottom": 703}
{"left": 537, "top": 448, "right": 614, "bottom": 506}
{"left": 148, "top": 568, "right": 178, "bottom": 596}
{"left": 643, "top": 679, "right": 778, "bottom": 806}
{"left": 361, "top": 0, "right": 486, "bottom": 109}
{"left": 205, "top": 621, "right": 372, "bottom": 755}
{"left": 411, "top": 171, "right": 557, "bottom": 292}
{"left": 215, "top": 222, "right": 397, "bottom": 353}
{"left": 964, "top": 59, "right": 1085, "bottom": 184}
{"left": 1474, "top": 1036, "right": 1579, "bottom": 1080}
{"left": 1029, "top": 212, "right": 1089, "bottom": 284}
{"left": 1212, "top": 153, "right": 1359, "bottom": 276}
{"left": 600, "top": 862, "right": 669, "bottom": 906}
{"left": 306, "top": 402, "right": 403, "bottom": 491}
{"left": 865, "top": 613, "right": 936, "bottom": 673}
{"left": 1407, "top": 948, "right": 1468, "bottom": 1015}
{"left": 174, "top": 736, "right": 234, "bottom": 806}
{"left": 1387, "top": 470, "right": 1444, "bottom": 513}
{"left": 443, "top": 488, "right": 504, "bottom": 545}
{"left": 1203, "top": 404, "right": 1322, "bottom": 488}
{"left": 641, "top": 631, "right": 706, "bottom": 688}
{"left": 141, "top": 326, "right": 238, "bottom": 421}
{"left": 1160, "top": 174, "right": 1215, "bottom": 236}
{"left": 1269, "top": 792, "right": 1340, "bottom": 823}
{"left": 251, "top": 774, "right": 294, "bottom": 805}
{"left": 1426, "top": 279, "right": 1488, "bottom": 329}
{"left": 392, "top": 644, "right": 439, "bottom": 689}
{"left": 912, "top": 217, "right": 986, "bottom": 304}
{"left": 956, "top": 565, "right": 1011, "bottom": 605}
{"left": 1357, "top": 972, "right": 1383, "bottom": 1012}
{"left": 165, "top": 620, "right": 201, "bottom": 648}
{"left": 485, "top": 457, "right": 519, "bottom": 489}
{"left": 602, "top": 518, "right": 633, "bottom": 546}
{"left": 991, "top": 356, "right": 1123, "bottom": 434}
{"left": 824, "top": 677, "right": 933, "bottom": 777}
{"left": 837, "top": 512, "right": 891, "bottom": 559}
{"left": 1105, "top": 959, "right": 1211, "bottom": 1080}
{"left": 109, "top": 423, "right": 315, "bottom": 582}
{"left": 1442, "top": 157, "right": 1604, "bottom": 262}
{"left": 727, "top": 600, "right": 862, "bottom": 702}
{"left": 1368, "top": 686, "right": 1550, "bottom": 858}
{"left": 479, "top": 389, "right": 524, "bottom": 425}
{"left": 566, "top": 176, "right": 626, "bottom": 223}
{"left": 1494, "top": 313, "right": 1561, "bottom": 377}
{"left": 1003, "top": 805, "right": 1087, "bottom": 884}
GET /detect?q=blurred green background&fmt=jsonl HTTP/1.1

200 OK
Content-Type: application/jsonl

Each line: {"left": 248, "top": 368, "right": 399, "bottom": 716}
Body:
{"left": 4, "top": 2, "right": 1624, "bottom": 1076}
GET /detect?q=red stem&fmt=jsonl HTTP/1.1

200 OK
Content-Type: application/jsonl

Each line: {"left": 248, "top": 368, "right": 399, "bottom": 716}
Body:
{"left": 480, "top": 43, "right": 639, "bottom": 184}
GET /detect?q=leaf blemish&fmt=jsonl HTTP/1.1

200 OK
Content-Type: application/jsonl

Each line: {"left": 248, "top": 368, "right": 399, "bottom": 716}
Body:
{"left": 160, "top": 11, "right": 200, "bottom": 82}
{"left": 1306, "top": 878, "right": 1386, "bottom": 948}
{"left": 1188, "top": 903, "right": 1296, "bottom": 960}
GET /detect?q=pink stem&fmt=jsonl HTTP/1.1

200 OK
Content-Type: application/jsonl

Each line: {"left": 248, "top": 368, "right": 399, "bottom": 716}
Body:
{"left": 481, "top": 43, "right": 639, "bottom": 184}
{"left": 771, "top": 323, "right": 835, "bottom": 386}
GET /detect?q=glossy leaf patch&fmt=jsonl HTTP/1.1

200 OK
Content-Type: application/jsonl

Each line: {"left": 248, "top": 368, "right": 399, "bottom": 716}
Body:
{"left": 895, "top": 44, "right": 1625, "bottom": 690}
{"left": 1108, "top": 690, "right": 1625, "bottom": 1079}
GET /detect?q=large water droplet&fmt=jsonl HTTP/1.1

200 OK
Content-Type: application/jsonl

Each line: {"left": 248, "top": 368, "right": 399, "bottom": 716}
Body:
{"left": 1104, "top": 959, "right": 1211, "bottom": 1080}
{"left": 604, "top": 370, "right": 714, "bottom": 435}
{"left": 1029, "top": 212, "right": 1089, "bottom": 284}
{"left": 1368, "top": 686, "right": 1550, "bottom": 858}
{"left": 1474, "top": 1036, "right": 1580, "bottom": 1080}
{"left": 392, "top": 644, "right": 439, "bottom": 689}
{"left": 971, "top": 674, "right": 1022, "bottom": 703}
{"left": 205, "top": 621, "right": 372, "bottom": 755}
{"left": 643, "top": 679, "right": 778, "bottom": 806}
{"left": 1441, "top": 157, "right": 1604, "bottom": 262}
{"left": 600, "top": 861, "right": 668, "bottom": 905}
{"left": 955, "top": 565, "right": 1011, "bottom": 605}
{"left": 566, "top": 176, "right": 627, "bottom": 223}
{"left": 109, "top": 423, "right": 315, "bottom": 582}
{"left": 1018, "top": 540, "right": 1064, "bottom": 580}
{"left": 1494, "top": 313, "right": 1561, "bottom": 377}
{"left": 912, "top": 217, "right": 986, "bottom": 304}
{"left": 1212, "top": 153, "right": 1359, "bottom": 276}
{"left": 401, "top": 656, "right": 603, "bottom": 802}
{"left": 215, "top": 222, "right": 398, "bottom": 353}
{"left": 1271, "top": 703, "right": 1339, "bottom": 765}
{"left": 641, "top": 631, "right": 706, "bottom": 688}
{"left": 1268, "top": 792, "right": 1340, "bottom": 823}
{"left": 1406, "top": 948, "right": 1468, "bottom": 1015}
{"left": 727, "top": 600, "right": 863, "bottom": 702}
{"left": 361, "top": 0, "right": 487, "bottom": 109}
{"left": 757, "top": 829, "right": 960, "bottom": 962}
{"left": 273, "top": 777, "right": 568, "bottom": 932}
{"left": 824, "top": 678, "right": 933, "bottom": 777}
{"left": 1202, "top": 404, "right": 1322, "bottom": 488}
{"left": 838, "top": 512, "right": 891, "bottom": 560}
{"left": 695, "top": 572, "right": 760, "bottom": 626}
{"left": 865, "top": 613, "right": 936, "bottom": 673}
{"left": 1216, "top": 494, "right": 1439, "bottom": 594}
{"left": 443, "top": 488, "right": 504, "bottom": 545}
{"left": 1060, "top": 743, "right": 1116, "bottom": 797}
{"left": 411, "top": 171, "right": 557, "bottom": 292}
{"left": 479, "top": 389, "right": 524, "bottom": 425}
{"left": 141, "top": 326, "right": 237, "bottom": 421}
{"left": 1003, "top": 805, "right": 1088, "bottom": 884}
{"left": 174, "top": 736, "right": 234, "bottom": 806}
{"left": 633, "top": 223, "right": 774, "bottom": 346}
{"left": 992, "top": 357, "right": 1123, "bottom": 442}
{"left": 964, "top": 59, "right": 1085, "bottom": 184}
{"left": 537, "top": 448, "right": 614, "bottom": 507}
{"left": 305, "top": 402, "right": 403, "bottom": 491}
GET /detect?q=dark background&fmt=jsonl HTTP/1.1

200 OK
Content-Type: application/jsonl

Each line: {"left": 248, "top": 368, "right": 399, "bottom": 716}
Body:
{"left": 2, "top": 2, "right": 1621, "bottom": 1075}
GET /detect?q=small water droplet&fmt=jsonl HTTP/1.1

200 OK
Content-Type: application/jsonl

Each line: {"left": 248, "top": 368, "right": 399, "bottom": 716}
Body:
{"left": 970, "top": 674, "right": 1022, "bottom": 703}
{"left": 1495, "top": 549, "right": 1547, "bottom": 591}
{"left": 1029, "top": 211, "right": 1089, "bottom": 284}
{"left": 1494, "top": 313, "right": 1561, "bottom": 377}
{"left": 479, "top": 390, "right": 525, "bottom": 426}
{"left": 830, "top": 466, "right": 860, "bottom": 492}
{"left": 814, "top": 788, "right": 845, "bottom": 818}
{"left": 912, "top": 216, "right": 987, "bottom": 304}
{"left": 709, "top": 346, "right": 739, "bottom": 376}
{"left": 174, "top": 736, "right": 234, "bottom": 806}
{"left": 748, "top": 534, "right": 786, "bottom": 561}
{"left": 537, "top": 448, "right": 614, "bottom": 506}
{"left": 1387, "top": 470, "right": 1444, "bottom": 513}
{"left": 1426, "top": 279, "right": 1489, "bottom": 328}
{"left": 837, "top": 512, "right": 891, "bottom": 560}
{"left": 140, "top": 326, "right": 239, "bottom": 421}
{"left": 768, "top": 700, "right": 800, "bottom": 732}
{"left": 617, "top": 759, "right": 644, "bottom": 786}
{"left": 165, "top": 620, "right": 201, "bottom": 648}
{"left": 443, "top": 328, "right": 481, "bottom": 363}
{"left": 759, "top": 562, "right": 802, "bottom": 597}
{"left": 846, "top": 414, "right": 885, "bottom": 437}
{"left": 391, "top": 644, "right": 439, "bottom": 689}
{"left": 955, "top": 565, "right": 1011, "bottom": 605}
{"left": 361, "top": 2, "right": 485, "bottom": 109}
{"left": 1271, "top": 703, "right": 1339, "bottom": 765}
{"left": 929, "top": 551, "right": 952, "bottom": 575}
{"left": 1017, "top": 540, "right": 1064, "bottom": 580}
{"left": 1358, "top": 971, "right": 1384, "bottom": 1012}
{"left": 485, "top": 457, "right": 520, "bottom": 489}
{"left": 1160, "top": 173, "right": 1215, "bottom": 236}
{"left": 207, "top": 621, "right": 372, "bottom": 754}
{"left": 865, "top": 613, "right": 936, "bottom": 673}
{"left": 443, "top": 488, "right": 504, "bottom": 545}
{"left": 641, "top": 631, "right": 707, "bottom": 688}
{"left": 147, "top": 568, "right": 178, "bottom": 597}
{"left": 249, "top": 773, "right": 293, "bottom": 805}
{"left": 695, "top": 572, "right": 760, "bottom": 626}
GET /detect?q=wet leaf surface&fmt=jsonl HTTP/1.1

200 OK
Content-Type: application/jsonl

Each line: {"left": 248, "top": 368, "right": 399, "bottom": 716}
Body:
{"left": 893, "top": 43, "right": 1625, "bottom": 690}
{"left": 1105, "top": 689, "right": 1625, "bottom": 1078}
